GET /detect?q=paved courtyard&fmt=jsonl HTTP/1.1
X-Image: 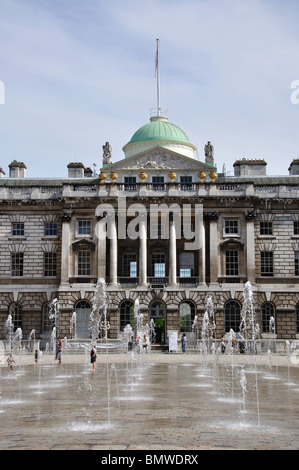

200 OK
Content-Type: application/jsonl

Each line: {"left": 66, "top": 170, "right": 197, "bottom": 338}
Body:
{"left": 0, "top": 350, "right": 298, "bottom": 450}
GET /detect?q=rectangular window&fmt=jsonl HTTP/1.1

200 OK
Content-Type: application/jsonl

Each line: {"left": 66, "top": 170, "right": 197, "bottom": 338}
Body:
{"left": 78, "top": 220, "right": 91, "bottom": 236}
{"left": 11, "top": 253, "right": 24, "bottom": 277}
{"left": 261, "top": 251, "right": 274, "bottom": 276}
{"left": 44, "top": 253, "right": 57, "bottom": 277}
{"left": 44, "top": 222, "right": 57, "bottom": 237}
{"left": 224, "top": 220, "right": 238, "bottom": 235}
{"left": 179, "top": 252, "right": 194, "bottom": 277}
{"left": 12, "top": 222, "right": 24, "bottom": 237}
{"left": 180, "top": 176, "right": 193, "bottom": 190}
{"left": 260, "top": 221, "right": 273, "bottom": 236}
{"left": 295, "top": 252, "right": 299, "bottom": 276}
{"left": 294, "top": 221, "right": 299, "bottom": 235}
{"left": 122, "top": 254, "right": 138, "bottom": 277}
{"left": 152, "top": 176, "right": 165, "bottom": 191}
{"left": 124, "top": 176, "right": 137, "bottom": 191}
{"left": 78, "top": 251, "right": 91, "bottom": 276}
{"left": 225, "top": 250, "right": 239, "bottom": 276}
{"left": 152, "top": 253, "right": 166, "bottom": 277}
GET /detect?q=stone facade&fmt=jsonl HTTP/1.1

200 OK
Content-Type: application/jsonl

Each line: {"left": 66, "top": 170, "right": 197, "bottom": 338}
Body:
{"left": 0, "top": 150, "right": 299, "bottom": 346}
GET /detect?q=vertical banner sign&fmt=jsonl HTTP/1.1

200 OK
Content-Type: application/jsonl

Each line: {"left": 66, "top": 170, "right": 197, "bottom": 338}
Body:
{"left": 168, "top": 331, "right": 178, "bottom": 352}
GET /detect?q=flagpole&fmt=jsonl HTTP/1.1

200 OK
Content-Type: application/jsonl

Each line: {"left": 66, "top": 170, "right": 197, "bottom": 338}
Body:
{"left": 156, "top": 38, "right": 161, "bottom": 116}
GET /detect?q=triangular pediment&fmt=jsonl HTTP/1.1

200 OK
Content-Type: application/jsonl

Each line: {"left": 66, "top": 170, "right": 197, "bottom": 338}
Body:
{"left": 103, "top": 146, "right": 215, "bottom": 172}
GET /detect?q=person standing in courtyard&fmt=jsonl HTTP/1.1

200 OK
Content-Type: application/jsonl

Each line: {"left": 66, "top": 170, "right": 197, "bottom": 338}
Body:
{"left": 7, "top": 353, "right": 15, "bottom": 371}
{"left": 34, "top": 349, "right": 39, "bottom": 365}
{"left": 181, "top": 333, "right": 187, "bottom": 353}
{"left": 143, "top": 334, "right": 148, "bottom": 353}
{"left": 90, "top": 344, "right": 97, "bottom": 372}
{"left": 56, "top": 337, "right": 63, "bottom": 365}
{"left": 221, "top": 335, "right": 226, "bottom": 353}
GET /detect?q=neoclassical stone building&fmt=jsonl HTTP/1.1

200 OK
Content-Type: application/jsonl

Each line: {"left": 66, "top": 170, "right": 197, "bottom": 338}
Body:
{"left": 0, "top": 114, "right": 299, "bottom": 347}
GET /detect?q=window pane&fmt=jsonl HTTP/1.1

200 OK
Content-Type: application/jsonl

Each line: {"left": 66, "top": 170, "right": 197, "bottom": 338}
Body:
{"left": 179, "top": 252, "right": 194, "bottom": 276}
{"left": 180, "top": 301, "right": 195, "bottom": 333}
{"left": 225, "top": 250, "right": 239, "bottom": 275}
{"left": 78, "top": 251, "right": 91, "bottom": 275}
{"left": 44, "top": 253, "right": 57, "bottom": 277}
{"left": 224, "top": 220, "right": 238, "bottom": 234}
{"left": 260, "top": 221, "right": 273, "bottom": 235}
{"left": 152, "top": 254, "right": 165, "bottom": 277}
{"left": 9, "top": 303, "right": 23, "bottom": 330}
{"left": 11, "top": 253, "right": 23, "bottom": 277}
{"left": 261, "top": 252, "right": 273, "bottom": 276}
{"left": 122, "top": 254, "right": 137, "bottom": 277}
{"left": 262, "top": 302, "right": 275, "bottom": 332}
{"left": 78, "top": 220, "right": 91, "bottom": 235}
{"left": 154, "top": 263, "right": 165, "bottom": 277}
{"left": 120, "top": 300, "right": 134, "bottom": 331}
{"left": 225, "top": 301, "right": 241, "bottom": 332}
{"left": 44, "top": 222, "right": 57, "bottom": 236}
{"left": 12, "top": 222, "right": 24, "bottom": 236}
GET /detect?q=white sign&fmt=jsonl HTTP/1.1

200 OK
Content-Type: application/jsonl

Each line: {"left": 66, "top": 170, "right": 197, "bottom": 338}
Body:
{"left": 168, "top": 331, "right": 178, "bottom": 352}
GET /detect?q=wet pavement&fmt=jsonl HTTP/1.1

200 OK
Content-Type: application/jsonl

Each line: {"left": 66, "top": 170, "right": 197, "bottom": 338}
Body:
{"left": 0, "top": 351, "right": 298, "bottom": 450}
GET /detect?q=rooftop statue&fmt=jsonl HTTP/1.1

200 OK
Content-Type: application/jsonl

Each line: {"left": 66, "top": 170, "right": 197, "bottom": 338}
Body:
{"left": 102, "top": 142, "right": 112, "bottom": 165}
{"left": 205, "top": 141, "right": 214, "bottom": 164}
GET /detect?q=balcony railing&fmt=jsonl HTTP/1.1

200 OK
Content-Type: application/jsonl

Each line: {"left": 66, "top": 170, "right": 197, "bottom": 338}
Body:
{"left": 178, "top": 277, "right": 198, "bottom": 287}
{"left": 69, "top": 276, "right": 98, "bottom": 285}
{"left": 118, "top": 277, "right": 138, "bottom": 287}
{"left": 148, "top": 277, "right": 168, "bottom": 287}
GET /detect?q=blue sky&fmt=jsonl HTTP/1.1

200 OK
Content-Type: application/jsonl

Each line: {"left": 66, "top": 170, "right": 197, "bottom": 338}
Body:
{"left": 0, "top": 0, "right": 298, "bottom": 177}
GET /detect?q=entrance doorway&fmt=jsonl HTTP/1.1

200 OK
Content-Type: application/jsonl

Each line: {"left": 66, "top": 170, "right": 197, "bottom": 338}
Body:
{"left": 75, "top": 300, "right": 91, "bottom": 339}
{"left": 150, "top": 301, "right": 166, "bottom": 343}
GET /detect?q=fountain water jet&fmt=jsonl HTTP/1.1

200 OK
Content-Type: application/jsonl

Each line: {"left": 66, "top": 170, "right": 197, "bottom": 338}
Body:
{"left": 240, "top": 281, "right": 260, "bottom": 426}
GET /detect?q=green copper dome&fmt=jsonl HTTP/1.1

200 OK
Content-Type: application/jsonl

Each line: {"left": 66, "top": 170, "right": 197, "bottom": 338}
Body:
{"left": 122, "top": 115, "right": 197, "bottom": 160}
{"left": 126, "top": 116, "right": 192, "bottom": 146}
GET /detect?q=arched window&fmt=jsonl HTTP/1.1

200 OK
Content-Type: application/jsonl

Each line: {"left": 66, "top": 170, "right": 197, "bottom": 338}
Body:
{"left": 42, "top": 303, "right": 53, "bottom": 333}
{"left": 261, "top": 302, "right": 275, "bottom": 333}
{"left": 9, "top": 303, "right": 22, "bottom": 331}
{"left": 119, "top": 300, "right": 134, "bottom": 332}
{"left": 225, "top": 301, "right": 241, "bottom": 332}
{"left": 179, "top": 301, "right": 196, "bottom": 333}
{"left": 75, "top": 300, "right": 91, "bottom": 338}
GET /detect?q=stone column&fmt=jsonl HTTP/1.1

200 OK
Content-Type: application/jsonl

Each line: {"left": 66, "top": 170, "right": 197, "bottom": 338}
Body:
{"left": 195, "top": 205, "right": 205, "bottom": 284}
{"left": 96, "top": 216, "right": 106, "bottom": 280}
{"left": 60, "top": 209, "right": 73, "bottom": 285}
{"left": 109, "top": 213, "right": 118, "bottom": 286}
{"left": 139, "top": 213, "right": 148, "bottom": 286}
{"left": 169, "top": 212, "right": 177, "bottom": 286}
{"left": 245, "top": 211, "right": 256, "bottom": 283}
{"left": 208, "top": 212, "right": 219, "bottom": 283}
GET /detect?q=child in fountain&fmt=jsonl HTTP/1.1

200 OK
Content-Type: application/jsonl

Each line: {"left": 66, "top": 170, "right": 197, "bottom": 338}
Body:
{"left": 7, "top": 353, "right": 15, "bottom": 371}
{"left": 142, "top": 335, "right": 148, "bottom": 353}
{"left": 90, "top": 345, "right": 97, "bottom": 372}
{"left": 56, "top": 338, "right": 63, "bottom": 365}
{"left": 34, "top": 349, "right": 39, "bottom": 365}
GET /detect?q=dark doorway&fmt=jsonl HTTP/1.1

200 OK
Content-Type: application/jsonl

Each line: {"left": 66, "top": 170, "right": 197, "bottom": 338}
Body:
{"left": 150, "top": 301, "right": 166, "bottom": 343}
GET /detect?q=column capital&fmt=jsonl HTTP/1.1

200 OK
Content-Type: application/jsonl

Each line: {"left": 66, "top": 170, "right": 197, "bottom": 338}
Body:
{"left": 60, "top": 209, "right": 73, "bottom": 223}
{"left": 204, "top": 211, "right": 219, "bottom": 221}
{"left": 244, "top": 210, "right": 257, "bottom": 221}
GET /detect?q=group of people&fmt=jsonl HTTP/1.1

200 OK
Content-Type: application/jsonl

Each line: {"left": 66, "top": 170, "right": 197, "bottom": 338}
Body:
{"left": 1, "top": 333, "right": 242, "bottom": 373}
{"left": 128, "top": 334, "right": 149, "bottom": 354}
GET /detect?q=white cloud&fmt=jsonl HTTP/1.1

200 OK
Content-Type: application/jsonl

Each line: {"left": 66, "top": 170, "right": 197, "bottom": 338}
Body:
{"left": 0, "top": 0, "right": 298, "bottom": 177}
